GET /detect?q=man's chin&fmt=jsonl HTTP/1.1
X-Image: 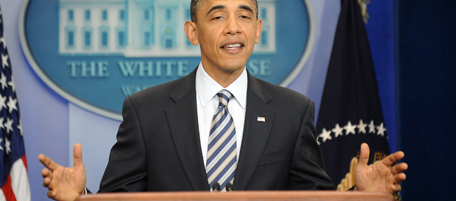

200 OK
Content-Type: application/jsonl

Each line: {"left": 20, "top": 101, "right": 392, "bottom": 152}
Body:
{"left": 219, "top": 64, "right": 246, "bottom": 74}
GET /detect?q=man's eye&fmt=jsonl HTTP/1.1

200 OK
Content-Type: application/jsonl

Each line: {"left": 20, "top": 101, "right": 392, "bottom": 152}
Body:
{"left": 240, "top": 15, "right": 250, "bottom": 19}
{"left": 213, "top": 16, "right": 223, "bottom": 20}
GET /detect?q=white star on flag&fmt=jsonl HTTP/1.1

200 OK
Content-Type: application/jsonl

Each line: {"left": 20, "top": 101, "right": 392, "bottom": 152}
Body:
{"left": 7, "top": 96, "right": 17, "bottom": 113}
{"left": 318, "top": 128, "right": 332, "bottom": 143}
{"left": 0, "top": 73, "right": 7, "bottom": 89}
{"left": 17, "top": 119, "right": 23, "bottom": 136}
{"left": 0, "top": 94, "right": 6, "bottom": 110}
{"left": 8, "top": 76, "right": 15, "bottom": 92}
{"left": 368, "top": 120, "right": 376, "bottom": 134}
{"left": 377, "top": 123, "right": 387, "bottom": 136}
{"left": 5, "top": 138, "right": 11, "bottom": 154}
{"left": 344, "top": 121, "right": 356, "bottom": 135}
{"left": 0, "top": 37, "right": 5, "bottom": 46}
{"left": 4, "top": 117, "right": 13, "bottom": 134}
{"left": 332, "top": 124, "right": 344, "bottom": 137}
{"left": 0, "top": 138, "right": 2, "bottom": 151}
{"left": 357, "top": 119, "right": 367, "bottom": 134}
{"left": 1, "top": 53, "right": 8, "bottom": 68}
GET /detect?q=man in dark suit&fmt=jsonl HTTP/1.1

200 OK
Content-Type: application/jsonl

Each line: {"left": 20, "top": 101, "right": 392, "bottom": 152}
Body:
{"left": 39, "top": 0, "right": 407, "bottom": 200}
{"left": 97, "top": 67, "right": 334, "bottom": 192}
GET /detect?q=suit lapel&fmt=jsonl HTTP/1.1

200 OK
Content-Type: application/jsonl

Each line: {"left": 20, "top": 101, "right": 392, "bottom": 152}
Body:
{"left": 234, "top": 74, "right": 276, "bottom": 190}
{"left": 165, "top": 70, "right": 209, "bottom": 191}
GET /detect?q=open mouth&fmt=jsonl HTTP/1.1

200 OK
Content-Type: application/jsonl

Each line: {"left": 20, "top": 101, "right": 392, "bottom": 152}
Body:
{"left": 223, "top": 44, "right": 243, "bottom": 49}
{"left": 221, "top": 41, "right": 245, "bottom": 50}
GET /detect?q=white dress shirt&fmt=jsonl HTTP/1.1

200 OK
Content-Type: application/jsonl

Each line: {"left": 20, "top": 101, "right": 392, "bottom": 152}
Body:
{"left": 195, "top": 63, "right": 247, "bottom": 166}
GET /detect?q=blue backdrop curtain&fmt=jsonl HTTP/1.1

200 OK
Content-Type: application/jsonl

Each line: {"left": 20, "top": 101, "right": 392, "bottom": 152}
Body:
{"left": 396, "top": 0, "right": 456, "bottom": 200}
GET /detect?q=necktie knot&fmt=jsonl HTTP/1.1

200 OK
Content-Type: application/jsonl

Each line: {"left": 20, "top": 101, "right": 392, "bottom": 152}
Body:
{"left": 217, "top": 89, "right": 233, "bottom": 108}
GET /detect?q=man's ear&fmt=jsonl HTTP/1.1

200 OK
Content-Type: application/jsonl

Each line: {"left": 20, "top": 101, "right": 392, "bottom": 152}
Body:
{"left": 185, "top": 21, "right": 199, "bottom": 46}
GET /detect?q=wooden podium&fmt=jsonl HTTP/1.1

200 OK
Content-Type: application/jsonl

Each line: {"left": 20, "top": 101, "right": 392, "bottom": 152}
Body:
{"left": 77, "top": 191, "right": 393, "bottom": 201}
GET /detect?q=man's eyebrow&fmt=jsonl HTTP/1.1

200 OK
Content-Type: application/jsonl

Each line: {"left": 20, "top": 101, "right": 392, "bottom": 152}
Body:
{"left": 206, "top": 5, "right": 226, "bottom": 16}
{"left": 206, "top": 4, "right": 254, "bottom": 17}
{"left": 239, "top": 5, "right": 254, "bottom": 14}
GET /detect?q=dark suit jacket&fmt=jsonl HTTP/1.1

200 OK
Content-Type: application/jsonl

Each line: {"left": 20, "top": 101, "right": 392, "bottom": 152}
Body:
{"left": 98, "top": 69, "right": 335, "bottom": 192}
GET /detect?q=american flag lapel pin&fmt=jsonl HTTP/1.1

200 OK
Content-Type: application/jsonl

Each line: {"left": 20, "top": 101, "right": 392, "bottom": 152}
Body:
{"left": 257, "top": 116, "right": 266, "bottom": 122}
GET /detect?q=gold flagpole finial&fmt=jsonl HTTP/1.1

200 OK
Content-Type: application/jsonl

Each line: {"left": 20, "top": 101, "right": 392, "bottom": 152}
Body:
{"left": 357, "top": 0, "right": 370, "bottom": 24}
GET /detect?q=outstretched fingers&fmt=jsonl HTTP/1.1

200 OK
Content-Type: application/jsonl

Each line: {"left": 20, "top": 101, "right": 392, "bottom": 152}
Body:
{"left": 39, "top": 145, "right": 86, "bottom": 200}
{"left": 358, "top": 143, "right": 370, "bottom": 169}
{"left": 393, "top": 172, "right": 407, "bottom": 184}
{"left": 41, "top": 168, "right": 53, "bottom": 188}
{"left": 38, "top": 154, "right": 59, "bottom": 172}
{"left": 41, "top": 167, "right": 52, "bottom": 179}
{"left": 382, "top": 151, "right": 405, "bottom": 167}
{"left": 47, "top": 190, "right": 57, "bottom": 199}
{"left": 392, "top": 184, "right": 402, "bottom": 192}
{"left": 391, "top": 162, "right": 408, "bottom": 175}
{"left": 73, "top": 143, "right": 84, "bottom": 169}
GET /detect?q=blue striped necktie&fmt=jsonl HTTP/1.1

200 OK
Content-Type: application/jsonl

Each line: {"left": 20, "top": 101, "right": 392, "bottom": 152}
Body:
{"left": 206, "top": 89, "right": 237, "bottom": 192}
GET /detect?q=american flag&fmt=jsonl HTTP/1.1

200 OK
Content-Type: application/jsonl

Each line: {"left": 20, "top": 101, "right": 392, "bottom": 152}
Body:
{"left": 0, "top": 8, "right": 31, "bottom": 201}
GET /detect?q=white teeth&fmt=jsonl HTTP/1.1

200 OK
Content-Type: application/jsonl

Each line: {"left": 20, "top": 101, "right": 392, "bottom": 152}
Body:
{"left": 225, "top": 44, "right": 242, "bottom": 49}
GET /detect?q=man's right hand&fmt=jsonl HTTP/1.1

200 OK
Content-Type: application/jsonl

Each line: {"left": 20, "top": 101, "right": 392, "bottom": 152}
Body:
{"left": 39, "top": 143, "right": 87, "bottom": 201}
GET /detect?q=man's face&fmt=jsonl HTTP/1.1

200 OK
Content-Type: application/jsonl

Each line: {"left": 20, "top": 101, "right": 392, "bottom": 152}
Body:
{"left": 188, "top": 0, "right": 262, "bottom": 77}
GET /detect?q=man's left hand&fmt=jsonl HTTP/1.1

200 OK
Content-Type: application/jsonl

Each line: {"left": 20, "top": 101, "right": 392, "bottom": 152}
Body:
{"left": 355, "top": 143, "right": 408, "bottom": 194}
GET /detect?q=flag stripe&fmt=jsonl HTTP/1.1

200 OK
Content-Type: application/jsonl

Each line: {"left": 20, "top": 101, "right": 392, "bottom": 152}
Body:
{"left": 0, "top": 190, "right": 5, "bottom": 201}
{"left": 10, "top": 158, "right": 31, "bottom": 201}
{"left": 1, "top": 176, "right": 17, "bottom": 201}
{"left": 21, "top": 156, "right": 28, "bottom": 170}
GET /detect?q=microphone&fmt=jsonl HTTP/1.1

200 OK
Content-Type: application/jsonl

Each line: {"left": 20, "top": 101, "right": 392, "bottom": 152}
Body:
{"left": 226, "top": 182, "right": 234, "bottom": 191}
{"left": 211, "top": 182, "right": 221, "bottom": 192}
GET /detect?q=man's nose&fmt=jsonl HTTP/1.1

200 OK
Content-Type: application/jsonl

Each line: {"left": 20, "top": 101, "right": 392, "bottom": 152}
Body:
{"left": 224, "top": 17, "right": 241, "bottom": 35}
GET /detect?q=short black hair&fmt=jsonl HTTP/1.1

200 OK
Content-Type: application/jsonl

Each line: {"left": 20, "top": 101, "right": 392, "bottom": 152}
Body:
{"left": 190, "top": 0, "right": 258, "bottom": 22}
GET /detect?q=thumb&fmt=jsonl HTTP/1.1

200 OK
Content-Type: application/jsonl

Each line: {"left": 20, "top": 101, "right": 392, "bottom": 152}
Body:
{"left": 73, "top": 143, "right": 84, "bottom": 169}
{"left": 358, "top": 143, "right": 370, "bottom": 169}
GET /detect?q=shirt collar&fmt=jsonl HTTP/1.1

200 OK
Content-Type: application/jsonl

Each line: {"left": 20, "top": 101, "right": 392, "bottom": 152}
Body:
{"left": 195, "top": 62, "right": 247, "bottom": 109}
